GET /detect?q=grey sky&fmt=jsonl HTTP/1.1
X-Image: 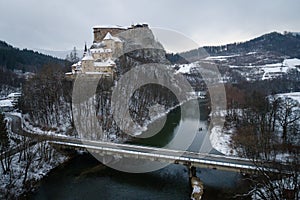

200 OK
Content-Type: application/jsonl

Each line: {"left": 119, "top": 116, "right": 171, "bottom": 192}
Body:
{"left": 0, "top": 0, "right": 299, "bottom": 52}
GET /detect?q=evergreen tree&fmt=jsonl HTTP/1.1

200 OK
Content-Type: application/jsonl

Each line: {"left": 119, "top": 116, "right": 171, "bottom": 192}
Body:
{"left": 65, "top": 47, "right": 80, "bottom": 63}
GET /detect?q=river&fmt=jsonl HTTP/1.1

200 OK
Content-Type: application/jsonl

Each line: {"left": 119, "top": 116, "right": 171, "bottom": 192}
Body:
{"left": 31, "top": 99, "right": 251, "bottom": 200}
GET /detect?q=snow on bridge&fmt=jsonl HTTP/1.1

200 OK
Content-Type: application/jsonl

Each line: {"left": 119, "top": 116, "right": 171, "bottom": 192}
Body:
{"left": 49, "top": 137, "right": 261, "bottom": 173}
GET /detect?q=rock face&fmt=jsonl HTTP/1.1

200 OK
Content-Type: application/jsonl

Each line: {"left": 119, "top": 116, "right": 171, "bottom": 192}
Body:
{"left": 72, "top": 24, "right": 182, "bottom": 141}
{"left": 115, "top": 26, "right": 170, "bottom": 75}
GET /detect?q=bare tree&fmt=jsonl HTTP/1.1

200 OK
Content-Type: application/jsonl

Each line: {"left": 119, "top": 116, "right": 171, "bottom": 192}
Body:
{"left": 231, "top": 92, "right": 300, "bottom": 199}
{"left": 276, "top": 97, "right": 300, "bottom": 143}
{"left": 22, "top": 139, "right": 37, "bottom": 186}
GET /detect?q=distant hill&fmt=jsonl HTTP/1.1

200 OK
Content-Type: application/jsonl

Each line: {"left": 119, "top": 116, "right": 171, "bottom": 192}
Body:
{"left": 181, "top": 31, "right": 300, "bottom": 62}
{"left": 165, "top": 53, "right": 189, "bottom": 64}
{"left": 34, "top": 48, "right": 84, "bottom": 60}
{"left": 0, "top": 40, "right": 67, "bottom": 72}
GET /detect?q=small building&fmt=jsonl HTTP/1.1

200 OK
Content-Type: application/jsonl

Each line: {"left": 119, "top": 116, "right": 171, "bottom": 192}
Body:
{"left": 0, "top": 99, "right": 14, "bottom": 112}
{"left": 6, "top": 92, "right": 21, "bottom": 104}
{"left": 262, "top": 71, "right": 285, "bottom": 80}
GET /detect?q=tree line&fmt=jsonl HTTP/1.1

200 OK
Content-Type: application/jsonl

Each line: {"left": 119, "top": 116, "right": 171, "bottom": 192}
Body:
{"left": 224, "top": 86, "right": 299, "bottom": 199}
{"left": 0, "top": 40, "right": 67, "bottom": 72}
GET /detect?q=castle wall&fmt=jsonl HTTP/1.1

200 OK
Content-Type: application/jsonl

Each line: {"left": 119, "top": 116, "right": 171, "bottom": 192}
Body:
{"left": 81, "top": 60, "right": 94, "bottom": 73}
{"left": 93, "top": 27, "right": 126, "bottom": 42}
{"left": 93, "top": 52, "right": 112, "bottom": 60}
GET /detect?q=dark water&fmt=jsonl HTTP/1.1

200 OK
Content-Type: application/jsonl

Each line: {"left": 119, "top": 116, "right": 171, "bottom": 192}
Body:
{"left": 32, "top": 99, "right": 251, "bottom": 200}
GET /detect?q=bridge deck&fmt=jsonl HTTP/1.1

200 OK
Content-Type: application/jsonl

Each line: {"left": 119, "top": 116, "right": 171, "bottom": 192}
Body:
{"left": 50, "top": 138, "right": 259, "bottom": 173}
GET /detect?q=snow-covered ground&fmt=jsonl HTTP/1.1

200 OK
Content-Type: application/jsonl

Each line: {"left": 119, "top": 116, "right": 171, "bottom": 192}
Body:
{"left": 0, "top": 143, "right": 67, "bottom": 198}
{"left": 4, "top": 115, "right": 22, "bottom": 149}
{"left": 209, "top": 126, "right": 237, "bottom": 156}
{"left": 0, "top": 86, "right": 20, "bottom": 99}
{"left": 275, "top": 92, "right": 300, "bottom": 104}
{"left": 251, "top": 175, "right": 300, "bottom": 200}
{"left": 229, "top": 58, "right": 300, "bottom": 81}
{"left": 173, "top": 62, "right": 198, "bottom": 74}
{"left": 172, "top": 57, "right": 300, "bottom": 82}
{"left": 0, "top": 115, "right": 68, "bottom": 198}
{"left": 204, "top": 54, "right": 240, "bottom": 61}
{"left": 8, "top": 112, "right": 73, "bottom": 138}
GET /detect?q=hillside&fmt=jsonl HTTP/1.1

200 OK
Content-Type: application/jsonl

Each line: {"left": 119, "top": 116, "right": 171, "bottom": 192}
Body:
{"left": 172, "top": 31, "right": 300, "bottom": 94}
{"left": 181, "top": 31, "right": 300, "bottom": 63}
{"left": 0, "top": 40, "right": 67, "bottom": 72}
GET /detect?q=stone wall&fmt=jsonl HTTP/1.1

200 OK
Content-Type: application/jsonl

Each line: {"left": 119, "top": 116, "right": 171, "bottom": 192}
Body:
{"left": 93, "top": 24, "right": 149, "bottom": 42}
{"left": 93, "top": 28, "right": 126, "bottom": 43}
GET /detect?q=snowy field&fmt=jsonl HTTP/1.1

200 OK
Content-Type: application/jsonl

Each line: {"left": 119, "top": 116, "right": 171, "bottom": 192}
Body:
{"left": 229, "top": 58, "right": 300, "bottom": 80}
{"left": 276, "top": 92, "right": 300, "bottom": 104}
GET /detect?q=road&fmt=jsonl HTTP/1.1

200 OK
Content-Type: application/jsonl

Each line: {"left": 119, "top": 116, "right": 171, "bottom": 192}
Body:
{"left": 2, "top": 114, "right": 285, "bottom": 173}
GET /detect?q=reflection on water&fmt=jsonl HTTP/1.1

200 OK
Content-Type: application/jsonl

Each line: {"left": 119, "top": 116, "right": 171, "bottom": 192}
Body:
{"left": 32, "top": 100, "right": 251, "bottom": 200}
{"left": 32, "top": 154, "right": 250, "bottom": 200}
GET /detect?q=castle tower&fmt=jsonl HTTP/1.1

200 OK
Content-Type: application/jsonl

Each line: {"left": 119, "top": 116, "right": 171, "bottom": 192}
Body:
{"left": 81, "top": 50, "right": 94, "bottom": 73}
{"left": 103, "top": 32, "right": 114, "bottom": 50}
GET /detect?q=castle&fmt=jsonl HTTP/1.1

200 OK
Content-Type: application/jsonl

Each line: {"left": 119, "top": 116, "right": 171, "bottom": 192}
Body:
{"left": 65, "top": 24, "right": 149, "bottom": 79}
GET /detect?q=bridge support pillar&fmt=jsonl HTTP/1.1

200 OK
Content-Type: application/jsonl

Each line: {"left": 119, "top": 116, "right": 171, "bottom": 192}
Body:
{"left": 188, "top": 165, "right": 204, "bottom": 200}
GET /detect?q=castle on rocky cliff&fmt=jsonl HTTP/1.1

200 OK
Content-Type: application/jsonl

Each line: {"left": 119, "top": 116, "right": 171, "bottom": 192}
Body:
{"left": 65, "top": 24, "right": 149, "bottom": 79}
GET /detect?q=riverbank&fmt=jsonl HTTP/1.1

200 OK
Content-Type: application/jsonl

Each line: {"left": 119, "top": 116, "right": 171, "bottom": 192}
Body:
{"left": 0, "top": 142, "right": 68, "bottom": 199}
{"left": 0, "top": 114, "right": 70, "bottom": 199}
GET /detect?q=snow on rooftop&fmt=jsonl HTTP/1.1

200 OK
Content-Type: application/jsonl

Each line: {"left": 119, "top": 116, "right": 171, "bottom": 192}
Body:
{"left": 103, "top": 32, "right": 122, "bottom": 42}
{"left": 91, "top": 42, "right": 105, "bottom": 48}
{"left": 263, "top": 66, "right": 288, "bottom": 73}
{"left": 104, "top": 32, "right": 113, "bottom": 40}
{"left": 94, "top": 59, "right": 115, "bottom": 67}
{"left": 72, "top": 61, "right": 81, "bottom": 67}
{"left": 82, "top": 54, "right": 94, "bottom": 61}
{"left": 90, "top": 48, "right": 105, "bottom": 53}
{"left": 7, "top": 92, "right": 21, "bottom": 98}
{"left": 283, "top": 58, "right": 300, "bottom": 67}
{"left": 0, "top": 99, "right": 13, "bottom": 107}
{"left": 93, "top": 25, "right": 127, "bottom": 29}
{"left": 265, "top": 63, "right": 282, "bottom": 67}
{"left": 90, "top": 48, "right": 113, "bottom": 53}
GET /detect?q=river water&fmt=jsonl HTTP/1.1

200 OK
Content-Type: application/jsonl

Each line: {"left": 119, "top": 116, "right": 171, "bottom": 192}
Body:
{"left": 31, "top": 99, "right": 251, "bottom": 200}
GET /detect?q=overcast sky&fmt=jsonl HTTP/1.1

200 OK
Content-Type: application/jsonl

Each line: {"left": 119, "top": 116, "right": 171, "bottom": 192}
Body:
{"left": 0, "top": 0, "right": 299, "bottom": 52}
